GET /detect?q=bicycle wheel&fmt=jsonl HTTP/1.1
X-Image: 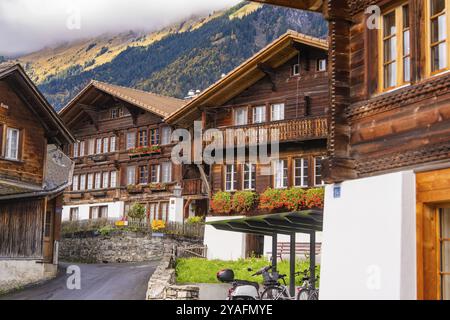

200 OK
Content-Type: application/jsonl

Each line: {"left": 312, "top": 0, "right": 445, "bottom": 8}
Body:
{"left": 296, "top": 288, "right": 310, "bottom": 300}
{"left": 309, "top": 289, "right": 319, "bottom": 300}
{"left": 261, "top": 286, "right": 290, "bottom": 300}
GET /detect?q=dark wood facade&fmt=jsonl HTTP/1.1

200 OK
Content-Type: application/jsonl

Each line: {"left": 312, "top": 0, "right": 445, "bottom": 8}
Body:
{"left": 0, "top": 63, "right": 74, "bottom": 263}
{"left": 168, "top": 32, "right": 329, "bottom": 218}
{"left": 59, "top": 81, "right": 208, "bottom": 221}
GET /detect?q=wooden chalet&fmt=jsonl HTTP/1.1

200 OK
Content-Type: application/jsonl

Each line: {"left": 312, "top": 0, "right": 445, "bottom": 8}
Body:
{"left": 167, "top": 31, "right": 329, "bottom": 256}
{"left": 251, "top": 0, "right": 450, "bottom": 300}
{"left": 58, "top": 81, "right": 209, "bottom": 223}
{"left": 0, "top": 63, "right": 74, "bottom": 291}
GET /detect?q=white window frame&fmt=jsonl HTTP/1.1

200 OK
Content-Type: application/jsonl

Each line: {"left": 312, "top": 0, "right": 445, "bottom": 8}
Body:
{"left": 253, "top": 106, "right": 266, "bottom": 124}
{"left": 79, "top": 141, "right": 85, "bottom": 157}
{"left": 317, "top": 58, "right": 327, "bottom": 72}
{"left": 292, "top": 63, "right": 300, "bottom": 76}
{"left": 72, "top": 175, "right": 79, "bottom": 191}
{"left": 271, "top": 103, "right": 285, "bottom": 121}
{"left": 88, "top": 138, "right": 95, "bottom": 155}
{"left": 225, "top": 164, "right": 237, "bottom": 191}
{"left": 102, "top": 171, "right": 109, "bottom": 189}
{"left": 79, "top": 174, "right": 86, "bottom": 191}
{"left": 234, "top": 107, "right": 248, "bottom": 126}
{"left": 127, "top": 166, "right": 136, "bottom": 185}
{"left": 127, "top": 132, "right": 136, "bottom": 150}
{"left": 87, "top": 173, "right": 94, "bottom": 190}
{"left": 94, "top": 172, "right": 102, "bottom": 189}
{"left": 151, "top": 164, "right": 160, "bottom": 183}
{"left": 110, "top": 136, "right": 116, "bottom": 152}
{"left": 294, "top": 158, "right": 309, "bottom": 187}
{"left": 161, "top": 127, "right": 172, "bottom": 145}
{"left": 103, "top": 137, "right": 109, "bottom": 154}
{"left": 273, "top": 159, "right": 288, "bottom": 189}
{"left": 96, "top": 138, "right": 102, "bottom": 154}
{"left": 110, "top": 171, "right": 117, "bottom": 188}
{"left": 73, "top": 142, "right": 79, "bottom": 158}
{"left": 314, "top": 156, "right": 325, "bottom": 186}
{"left": 161, "top": 162, "right": 172, "bottom": 183}
{"left": 243, "top": 163, "right": 256, "bottom": 190}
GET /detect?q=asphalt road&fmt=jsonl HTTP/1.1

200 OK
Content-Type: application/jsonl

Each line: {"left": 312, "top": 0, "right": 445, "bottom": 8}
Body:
{"left": 1, "top": 261, "right": 159, "bottom": 300}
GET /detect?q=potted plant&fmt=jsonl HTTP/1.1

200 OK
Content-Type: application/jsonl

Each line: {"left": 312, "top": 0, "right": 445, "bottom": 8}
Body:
{"left": 232, "top": 191, "right": 258, "bottom": 214}
{"left": 210, "top": 191, "right": 232, "bottom": 215}
{"left": 305, "top": 188, "right": 324, "bottom": 209}
{"left": 259, "top": 188, "right": 287, "bottom": 212}
{"left": 127, "top": 184, "right": 143, "bottom": 193}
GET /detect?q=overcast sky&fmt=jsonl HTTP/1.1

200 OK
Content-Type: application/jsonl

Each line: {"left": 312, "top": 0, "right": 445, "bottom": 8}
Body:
{"left": 0, "top": 0, "right": 241, "bottom": 56}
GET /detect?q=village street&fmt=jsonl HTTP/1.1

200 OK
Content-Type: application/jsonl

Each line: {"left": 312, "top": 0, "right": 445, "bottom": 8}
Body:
{"left": 1, "top": 261, "right": 158, "bottom": 300}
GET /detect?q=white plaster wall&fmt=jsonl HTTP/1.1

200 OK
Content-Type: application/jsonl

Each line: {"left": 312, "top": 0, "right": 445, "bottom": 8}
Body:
{"left": 319, "top": 171, "right": 416, "bottom": 300}
{"left": 204, "top": 216, "right": 247, "bottom": 261}
{"left": 263, "top": 232, "right": 323, "bottom": 261}
{"left": 169, "top": 197, "right": 184, "bottom": 223}
{"left": 0, "top": 260, "right": 57, "bottom": 293}
{"left": 62, "top": 201, "right": 124, "bottom": 221}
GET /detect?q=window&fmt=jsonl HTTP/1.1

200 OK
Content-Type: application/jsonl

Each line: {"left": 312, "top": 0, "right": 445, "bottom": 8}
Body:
{"left": 79, "top": 141, "right": 85, "bottom": 157}
{"left": 271, "top": 104, "right": 285, "bottom": 121}
{"left": 79, "top": 174, "right": 86, "bottom": 191}
{"left": 102, "top": 171, "right": 109, "bottom": 189}
{"left": 102, "top": 137, "right": 109, "bottom": 153}
{"left": 44, "top": 210, "right": 52, "bottom": 238}
{"left": 111, "top": 108, "right": 118, "bottom": 119}
{"left": 126, "top": 132, "right": 136, "bottom": 150}
{"left": 90, "top": 206, "right": 108, "bottom": 219}
{"left": 294, "top": 158, "right": 309, "bottom": 187}
{"left": 429, "top": 0, "right": 448, "bottom": 73}
{"left": 273, "top": 159, "right": 288, "bottom": 189}
{"left": 94, "top": 172, "right": 102, "bottom": 189}
{"left": 161, "top": 162, "right": 172, "bottom": 183}
{"left": 69, "top": 208, "right": 79, "bottom": 222}
{"left": 225, "top": 164, "right": 237, "bottom": 191}
{"left": 150, "top": 128, "right": 160, "bottom": 145}
{"left": 243, "top": 163, "right": 256, "bottom": 190}
{"left": 380, "top": 4, "right": 410, "bottom": 90}
{"left": 139, "top": 130, "right": 148, "bottom": 147}
{"left": 161, "top": 127, "right": 172, "bottom": 145}
{"left": 151, "top": 164, "right": 160, "bottom": 183}
{"left": 139, "top": 165, "right": 149, "bottom": 184}
{"left": 439, "top": 208, "right": 450, "bottom": 299}
{"left": 253, "top": 106, "right": 266, "bottom": 124}
{"left": 73, "top": 142, "right": 79, "bottom": 158}
{"left": 292, "top": 64, "right": 300, "bottom": 76}
{"left": 72, "top": 175, "right": 79, "bottom": 191}
{"left": 110, "top": 136, "right": 116, "bottom": 152}
{"left": 5, "top": 127, "right": 20, "bottom": 160}
{"left": 314, "top": 156, "right": 325, "bottom": 186}
{"left": 317, "top": 59, "right": 327, "bottom": 72}
{"left": 149, "top": 203, "right": 158, "bottom": 221}
{"left": 159, "top": 202, "right": 169, "bottom": 221}
{"left": 88, "top": 138, "right": 95, "bottom": 155}
{"left": 96, "top": 138, "right": 102, "bottom": 154}
{"left": 127, "top": 166, "right": 136, "bottom": 185}
{"left": 234, "top": 107, "right": 248, "bottom": 126}
{"left": 110, "top": 171, "right": 117, "bottom": 188}
{"left": 87, "top": 173, "right": 94, "bottom": 190}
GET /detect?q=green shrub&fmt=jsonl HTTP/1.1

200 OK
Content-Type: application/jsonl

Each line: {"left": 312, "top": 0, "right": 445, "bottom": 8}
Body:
{"left": 186, "top": 216, "right": 204, "bottom": 224}
{"left": 127, "top": 202, "right": 146, "bottom": 221}
{"left": 232, "top": 190, "right": 258, "bottom": 213}
{"left": 99, "top": 224, "right": 115, "bottom": 236}
{"left": 210, "top": 191, "right": 232, "bottom": 215}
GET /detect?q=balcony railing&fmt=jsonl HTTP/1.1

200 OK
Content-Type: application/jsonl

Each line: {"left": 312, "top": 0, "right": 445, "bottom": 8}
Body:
{"left": 182, "top": 179, "right": 204, "bottom": 195}
{"left": 204, "top": 116, "right": 328, "bottom": 146}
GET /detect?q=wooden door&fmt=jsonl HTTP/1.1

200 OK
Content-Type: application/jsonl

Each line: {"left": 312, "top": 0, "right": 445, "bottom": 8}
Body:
{"left": 245, "top": 234, "right": 264, "bottom": 258}
{"left": 42, "top": 198, "right": 54, "bottom": 263}
{"left": 417, "top": 168, "right": 450, "bottom": 300}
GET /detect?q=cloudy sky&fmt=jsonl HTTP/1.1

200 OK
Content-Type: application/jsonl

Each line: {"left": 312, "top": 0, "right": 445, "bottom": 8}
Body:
{"left": 0, "top": 0, "right": 241, "bottom": 56}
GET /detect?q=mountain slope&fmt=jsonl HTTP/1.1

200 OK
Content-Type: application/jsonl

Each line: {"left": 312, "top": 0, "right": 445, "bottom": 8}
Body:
{"left": 16, "top": 2, "right": 327, "bottom": 110}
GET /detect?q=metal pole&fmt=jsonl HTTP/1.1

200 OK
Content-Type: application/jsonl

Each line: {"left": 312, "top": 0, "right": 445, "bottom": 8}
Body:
{"left": 271, "top": 233, "right": 277, "bottom": 272}
{"left": 289, "top": 233, "right": 295, "bottom": 297}
{"left": 310, "top": 231, "right": 316, "bottom": 289}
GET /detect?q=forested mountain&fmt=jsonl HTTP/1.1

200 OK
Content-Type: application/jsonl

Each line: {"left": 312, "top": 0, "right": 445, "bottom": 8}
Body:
{"left": 14, "top": 2, "right": 327, "bottom": 110}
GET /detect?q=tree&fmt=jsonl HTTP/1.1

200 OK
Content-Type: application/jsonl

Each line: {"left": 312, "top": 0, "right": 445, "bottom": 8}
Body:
{"left": 127, "top": 203, "right": 146, "bottom": 222}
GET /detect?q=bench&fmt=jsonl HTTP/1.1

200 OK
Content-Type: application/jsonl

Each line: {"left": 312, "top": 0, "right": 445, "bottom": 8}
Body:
{"left": 268, "top": 242, "right": 322, "bottom": 261}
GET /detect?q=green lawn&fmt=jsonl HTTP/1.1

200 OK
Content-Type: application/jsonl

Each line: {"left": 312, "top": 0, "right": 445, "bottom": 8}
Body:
{"left": 176, "top": 257, "right": 319, "bottom": 286}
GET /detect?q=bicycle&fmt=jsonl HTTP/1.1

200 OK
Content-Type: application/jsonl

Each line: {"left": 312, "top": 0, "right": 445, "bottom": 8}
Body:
{"left": 296, "top": 270, "right": 319, "bottom": 300}
{"left": 258, "top": 266, "right": 292, "bottom": 300}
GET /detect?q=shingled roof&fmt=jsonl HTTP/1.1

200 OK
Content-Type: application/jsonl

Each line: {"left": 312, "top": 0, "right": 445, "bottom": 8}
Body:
{"left": 60, "top": 80, "right": 185, "bottom": 118}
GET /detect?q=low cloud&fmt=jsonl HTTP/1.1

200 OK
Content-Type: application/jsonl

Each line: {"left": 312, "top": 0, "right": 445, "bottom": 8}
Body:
{"left": 0, "top": 0, "right": 241, "bottom": 56}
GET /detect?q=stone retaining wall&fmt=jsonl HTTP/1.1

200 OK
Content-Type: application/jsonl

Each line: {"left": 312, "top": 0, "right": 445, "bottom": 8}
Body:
{"left": 146, "top": 247, "right": 199, "bottom": 300}
{"left": 59, "top": 232, "right": 200, "bottom": 263}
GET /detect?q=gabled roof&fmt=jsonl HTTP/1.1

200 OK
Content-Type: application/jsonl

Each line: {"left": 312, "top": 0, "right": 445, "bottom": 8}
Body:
{"left": 0, "top": 63, "right": 75, "bottom": 146}
{"left": 59, "top": 80, "right": 185, "bottom": 119}
{"left": 165, "top": 30, "right": 328, "bottom": 125}
{"left": 249, "top": 0, "right": 324, "bottom": 11}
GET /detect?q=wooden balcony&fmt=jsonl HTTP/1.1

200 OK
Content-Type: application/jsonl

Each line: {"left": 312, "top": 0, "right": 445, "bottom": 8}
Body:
{"left": 205, "top": 116, "right": 328, "bottom": 146}
{"left": 182, "top": 179, "right": 204, "bottom": 196}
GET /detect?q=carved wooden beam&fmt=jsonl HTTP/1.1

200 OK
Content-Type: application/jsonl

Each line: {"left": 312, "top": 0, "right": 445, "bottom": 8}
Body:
{"left": 122, "top": 104, "right": 140, "bottom": 126}
{"left": 80, "top": 104, "right": 100, "bottom": 130}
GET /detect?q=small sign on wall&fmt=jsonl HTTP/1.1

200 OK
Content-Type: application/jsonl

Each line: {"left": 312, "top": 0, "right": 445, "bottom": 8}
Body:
{"left": 333, "top": 184, "right": 341, "bottom": 199}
